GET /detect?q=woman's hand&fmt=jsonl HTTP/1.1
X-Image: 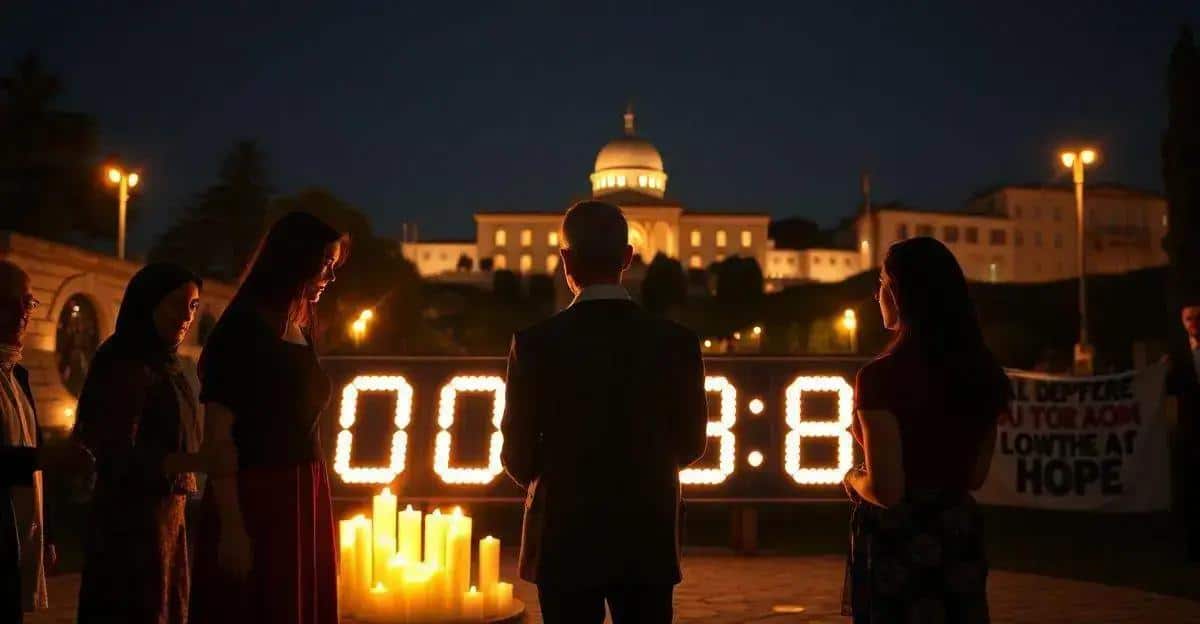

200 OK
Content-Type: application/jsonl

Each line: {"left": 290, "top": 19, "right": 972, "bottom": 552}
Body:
{"left": 219, "top": 518, "right": 253, "bottom": 580}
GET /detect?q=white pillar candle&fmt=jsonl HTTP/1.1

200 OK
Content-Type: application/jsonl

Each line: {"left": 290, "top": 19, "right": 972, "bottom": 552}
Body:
{"left": 445, "top": 508, "right": 472, "bottom": 613}
{"left": 398, "top": 504, "right": 423, "bottom": 565}
{"left": 494, "top": 582, "right": 514, "bottom": 616}
{"left": 366, "top": 582, "right": 390, "bottom": 620}
{"left": 402, "top": 561, "right": 434, "bottom": 621}
{"left": 338, "top": 518, "right": 360, "bottom": 616}
{"left": 423, "top": 509, "right": 448, "bottom": 569}
{"left": 371, "top": 488, "right": 397, "bottom": 585}
{"left": 478, "top": 535, "right": 500, "bottom": 608}
{"left": 354, "top": 518, "right": 373, "bottom": 612}
{"left": 463, "top": 585, "right": 484, "bottom": 621}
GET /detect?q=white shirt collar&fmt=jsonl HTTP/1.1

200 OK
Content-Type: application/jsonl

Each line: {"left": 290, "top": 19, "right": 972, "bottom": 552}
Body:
{"left": 569, "top": 284, "right": 632, "bottom": 308}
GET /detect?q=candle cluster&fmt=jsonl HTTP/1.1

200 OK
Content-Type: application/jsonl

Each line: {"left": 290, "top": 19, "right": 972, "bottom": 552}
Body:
{"left": 340, "top": 489, "right": 517, "bottom": 622}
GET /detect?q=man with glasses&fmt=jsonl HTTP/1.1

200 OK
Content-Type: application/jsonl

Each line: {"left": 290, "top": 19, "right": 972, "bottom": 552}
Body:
{"left": 0, "top": 260, "right": 53, "bottom": 621}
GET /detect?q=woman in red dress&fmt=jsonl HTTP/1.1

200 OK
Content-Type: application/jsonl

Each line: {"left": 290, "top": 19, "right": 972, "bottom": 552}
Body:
{"left": 190, "top": 211, "right": 348, "bottom": 624}
{"left": 842, "top": 237, "right": 1012, "bottom": 623}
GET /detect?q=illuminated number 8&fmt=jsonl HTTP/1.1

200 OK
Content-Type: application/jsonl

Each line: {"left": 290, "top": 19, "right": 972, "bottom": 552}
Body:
{"left": 679, "top": 376, "right": 737, "bottom": 486}
{"left": 434, "top": 375, "right": 506, "bottom": 485}
{"left": 334, "top": 376, "right": 414, "bottom": 484}
{"left": 784, "top": 376, "right": 854, "bottom": 484}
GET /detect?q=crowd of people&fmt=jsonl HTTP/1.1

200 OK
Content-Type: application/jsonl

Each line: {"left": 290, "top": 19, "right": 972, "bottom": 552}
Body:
{"left": 0, "top": 201, "right": 1194, "bottom": 623}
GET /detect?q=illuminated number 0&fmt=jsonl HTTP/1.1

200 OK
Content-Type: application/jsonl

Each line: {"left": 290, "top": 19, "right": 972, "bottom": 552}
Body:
{"left": 334, "top": 376, "right": 413, "bottom": 484}
{"left": 679, "top": 376, "right": 737, "bottom": 486}
{"left": 784, "top": 376, "right": 854, "bottom": 484}
{"left": 434, "top": 375, "right": 506, "bottom": 485}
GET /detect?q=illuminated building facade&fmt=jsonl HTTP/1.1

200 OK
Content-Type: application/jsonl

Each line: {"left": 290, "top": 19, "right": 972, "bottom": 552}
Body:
{"left": 403, "top": 109, "right": 857, "bottom": 288}
{"left": 854, "top": 185, "right": 1168, "bottom": 283}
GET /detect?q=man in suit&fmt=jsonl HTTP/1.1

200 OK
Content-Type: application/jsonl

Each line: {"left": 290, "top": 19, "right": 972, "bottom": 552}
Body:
{"left": 1168, "top": 299, "right": 1200, "bottom": 562}
{"left": 0, "top": 260, "right": 54, "bottom": 621}
{"left": 500, "top": 201, "right": 708, "bottom": 624}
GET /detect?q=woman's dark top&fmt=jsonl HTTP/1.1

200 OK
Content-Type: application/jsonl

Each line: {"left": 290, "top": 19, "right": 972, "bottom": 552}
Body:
{"left": 854, "top": 347, "right": 1010, "bottom": 493}
{"left": 199, "top": 311, "right": 331, "bottom": 469}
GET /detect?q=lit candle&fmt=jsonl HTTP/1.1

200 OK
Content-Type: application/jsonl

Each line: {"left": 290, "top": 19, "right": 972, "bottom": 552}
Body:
{"left": 463, "top": 585, "right": 484, "bottom": 620}
{"left": 354, "top": 518, "right": 373, "bottom": 612}
{"left": 445, "top": 508, "right": 472, "bottom": 612}
{"left": 386, "top": 553, "right": 408, "bottom": 602}
{"left": 402, "top": 561, "right": 434, "bottom": 621}
{"left": 494, "top": 581, "right": 514, "bottom": 616}
{"left": 372, "top": 488, "right": 397, "bottom": 585}
{"left": 338, "top": 518, "right": 359, "bottom": 615}
{"left": 423, "top": 509, "right": 447, "bottom": 569}
{"left": 366, "top": 582, "right": 390, "bottom": 619}
{"left": 479, "top": 535, "right": 500, "bottom": 608}
{"left": 398, "top": 504, "right": 423, "bottom": 565}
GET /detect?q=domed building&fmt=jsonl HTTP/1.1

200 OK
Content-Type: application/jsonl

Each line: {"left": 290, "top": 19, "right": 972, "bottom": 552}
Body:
{"left": 405, "top": 107, "right": 779, "bottom": 283}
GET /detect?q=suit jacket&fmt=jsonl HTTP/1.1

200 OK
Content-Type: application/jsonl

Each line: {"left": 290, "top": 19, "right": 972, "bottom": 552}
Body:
{"left": 501, "top": 298, "right": 708, "bottom": 587}
{"left": 0, "top": 365, "right": 42, "bottom": 622}
{"left": 1168, "top": 348, "right": 1200, "bottom": 466}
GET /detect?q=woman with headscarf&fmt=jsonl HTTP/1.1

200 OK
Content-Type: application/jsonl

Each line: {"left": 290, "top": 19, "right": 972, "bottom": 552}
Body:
{"left": 73, "top": 263, "right": 204, "bottom": 623}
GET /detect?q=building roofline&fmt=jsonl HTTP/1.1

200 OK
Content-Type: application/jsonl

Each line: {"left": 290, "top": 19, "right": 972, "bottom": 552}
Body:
{"left": 968, "top": 182, "right": 1165, "bottom": 202}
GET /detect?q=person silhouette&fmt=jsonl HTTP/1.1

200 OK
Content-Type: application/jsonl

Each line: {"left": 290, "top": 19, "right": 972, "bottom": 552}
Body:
{"left": 501, "top": 200, "right": 708, "bottom": 624}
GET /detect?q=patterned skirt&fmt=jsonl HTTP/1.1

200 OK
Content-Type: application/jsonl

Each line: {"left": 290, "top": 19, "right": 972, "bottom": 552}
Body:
{"left": 842, "top": 489, "right": 990, "bottom": 624}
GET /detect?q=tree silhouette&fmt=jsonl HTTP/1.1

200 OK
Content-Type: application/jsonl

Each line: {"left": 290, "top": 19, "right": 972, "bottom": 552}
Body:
{"left": 0, "top": 52, "right": 111, "bottom": 245}
{"left": 642, "top": 252, "right": 687, "bottom": 317}
{"left": 150, "top": 140, "right": 271, "bottom": 279}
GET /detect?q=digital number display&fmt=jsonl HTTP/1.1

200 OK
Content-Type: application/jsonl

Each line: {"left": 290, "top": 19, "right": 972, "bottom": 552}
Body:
{"left": 321, "top": 356, "right": 866, "bottom": 501}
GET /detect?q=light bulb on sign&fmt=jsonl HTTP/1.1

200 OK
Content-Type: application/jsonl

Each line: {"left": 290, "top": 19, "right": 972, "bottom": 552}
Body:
{"left": 748, "top": 398, "right": 765, "bottom": 415}
{"left": 747, "top": 450, "right": 764, "bottom": 468}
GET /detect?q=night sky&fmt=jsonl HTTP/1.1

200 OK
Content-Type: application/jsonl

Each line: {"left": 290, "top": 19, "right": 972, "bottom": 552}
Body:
{"left": 3, "top": 2, "right": 1198, "bottom": 252}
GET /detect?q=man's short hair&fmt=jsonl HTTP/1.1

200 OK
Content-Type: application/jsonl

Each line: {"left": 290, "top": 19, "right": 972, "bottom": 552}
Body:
{"left": 0, "top": 261, "right": 29, "bottom": 298}
{"left": 561, "top": 201, "right": 628, "bottom": 274}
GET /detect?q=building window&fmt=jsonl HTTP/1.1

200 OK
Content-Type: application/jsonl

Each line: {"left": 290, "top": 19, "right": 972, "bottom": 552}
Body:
{"left": 520, "top": 229, "right": 532, "bottom": 247}
{"left": 519, "top": 254, "right": 533, "bottom": 273}
{"left": 896, "top": 223, "right": 908, "bottom": 239}
{"left": 1053, "top": 207, "right": 1062, "bottom": 222}
{"left": 546, "top": 254, "right": 559, "bottom": 273}
{"left": 690, "top": 230, "right": 701, "bottom": 247}
{"left": 1054, "top": 232, "right": 1063, "bottom": 249}
{"left": 916, "top": 224, "right": 934, "bottom": 237}
{"left": 844, "top": 257, "right": 852, "bottom": 266}
{"left": 494, "top": 229, "right": 507, "bottom": 247}
{"left": 638, "top": 175, "right": 647, "bottom": 187}
{"left": 965, "top": 227, "right": 979, "bottom": 244}
{"left": 741, "top": 230, "right": 752, "bottom": 247}
{"left": 787, "top": 256, "right": 796, "bottom": 265}
{"left": 689, "top": 255, "right": 702, "bottom": 269}
{"left": 943, "top": 226, "right": 960, "bottom": 243}
{"left": 716, "top": 230, "right": 727, "bottom": 247}
{"left": 494, "top": 254, "right": 507, "bottom": 270}
{"left": 813, "top": 256, "right": 822, "bottom": 265}
{"left": 989, "top": 262, "right": 999, "bottom": 283}
{"left": 56, "top": 294, "right": 100, "bottom": 398}
{"left": 422, "top": 251, "right": 431, "bottom": 261}
{"left": 1015, "top": 230, "right": 1024, "bottom": 246}
{"left": 606, "top": 175, "right": 615, "bottom": 187}
{"left": 617, "top": 175, "right": 627, "bottom": 187}
{"left": 548, "top": 231, "right": 559, "bottom": 247}
{"left": 1035, "top": 231, "right": 1043, "bottom": 247}
{"left": 989, "top": 229, "right": 1006, "bottom": 245}
{"left": 715, "top": 254, "right": 725, "bottom": 262}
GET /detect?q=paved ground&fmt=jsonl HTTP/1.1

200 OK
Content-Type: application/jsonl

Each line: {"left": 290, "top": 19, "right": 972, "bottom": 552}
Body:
{"left": 26, "top": 552, "right": 1200, "bottom": 623}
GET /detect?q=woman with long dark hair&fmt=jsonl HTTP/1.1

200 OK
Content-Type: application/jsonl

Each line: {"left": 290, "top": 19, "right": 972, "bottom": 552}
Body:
{"left": 189, "top": 212, "right": 348, "bottom": 624}
{"left": 73, "top": 263, "right": 204, "bottom": 623}
{"left": 842, "top": 237, "right": 1012, "bottom": 623}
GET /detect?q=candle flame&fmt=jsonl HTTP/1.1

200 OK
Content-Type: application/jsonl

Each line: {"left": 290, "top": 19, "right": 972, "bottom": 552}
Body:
{"left": 431, "top": 508, "right": 442, "bottom": 516}
{"left": 469, "top": 585, "right": 478, "bottom": 593}
{"left": 405, "top": 504, "right": 414, "bottom": 511}
{"left": 451, "top": 506, "right": 463, "bottom": 517}
{"left": 380, "top": 486, "right": 391, "bottom": 496}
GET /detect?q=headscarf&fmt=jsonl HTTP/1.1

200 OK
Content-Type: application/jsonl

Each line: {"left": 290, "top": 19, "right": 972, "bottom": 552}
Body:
{"left": 73, "top": 263, "right": 202, "bottom": 443}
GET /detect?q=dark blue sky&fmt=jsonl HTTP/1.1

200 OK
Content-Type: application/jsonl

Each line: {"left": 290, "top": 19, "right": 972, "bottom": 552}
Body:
{"left": 3, "top": 2, "right": 1197, "bottom": 251}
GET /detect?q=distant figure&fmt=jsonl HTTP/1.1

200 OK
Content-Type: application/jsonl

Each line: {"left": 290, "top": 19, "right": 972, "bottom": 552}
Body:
{"left": 0, "top": 261, "right": 54, "bottom": 622}
{"left": 189, "top": 212, "right": 348, "bottom": 624}
{"left": 73, "top": 263, "right": 205, "bottom": 623}
{"left": 843, "top": 237, "right": 1011, "bottom": 623}
{"left": 1167, "top": 299, "right": 1200, "bottom": 562}
{"left": 500, "top": 201, "right": 708, "bottom": 624}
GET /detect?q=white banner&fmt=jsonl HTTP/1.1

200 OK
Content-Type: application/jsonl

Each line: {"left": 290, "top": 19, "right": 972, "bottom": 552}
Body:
{"left": 975, "top": 362, "right": 1170, "bottom": 512}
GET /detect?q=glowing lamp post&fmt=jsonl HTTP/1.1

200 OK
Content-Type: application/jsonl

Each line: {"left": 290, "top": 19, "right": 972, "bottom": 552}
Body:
{"left": 105, "top": 167, "right": 140, "bottom": 260}
{"left": 1060, "top": 148, "right": 1097, "bottom": 375}
{"left": 349, "top": 308, "right": 375, "bottom": 347}
{"left": 840, "top": 308, "right": 858, "bottom": 354}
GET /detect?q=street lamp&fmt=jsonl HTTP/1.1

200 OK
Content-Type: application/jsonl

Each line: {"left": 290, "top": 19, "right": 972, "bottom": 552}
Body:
{"left": 105, "top": 166, "right": 140, "bottom": 260}
{"left": 841, "top": 308, "right": 858, "bottom": 353}
{"left": 1060, "top": 148, "right": 1098, "bottom": 374}
{"left": 349, "top": 308, "right": 375, "bottom": 347}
